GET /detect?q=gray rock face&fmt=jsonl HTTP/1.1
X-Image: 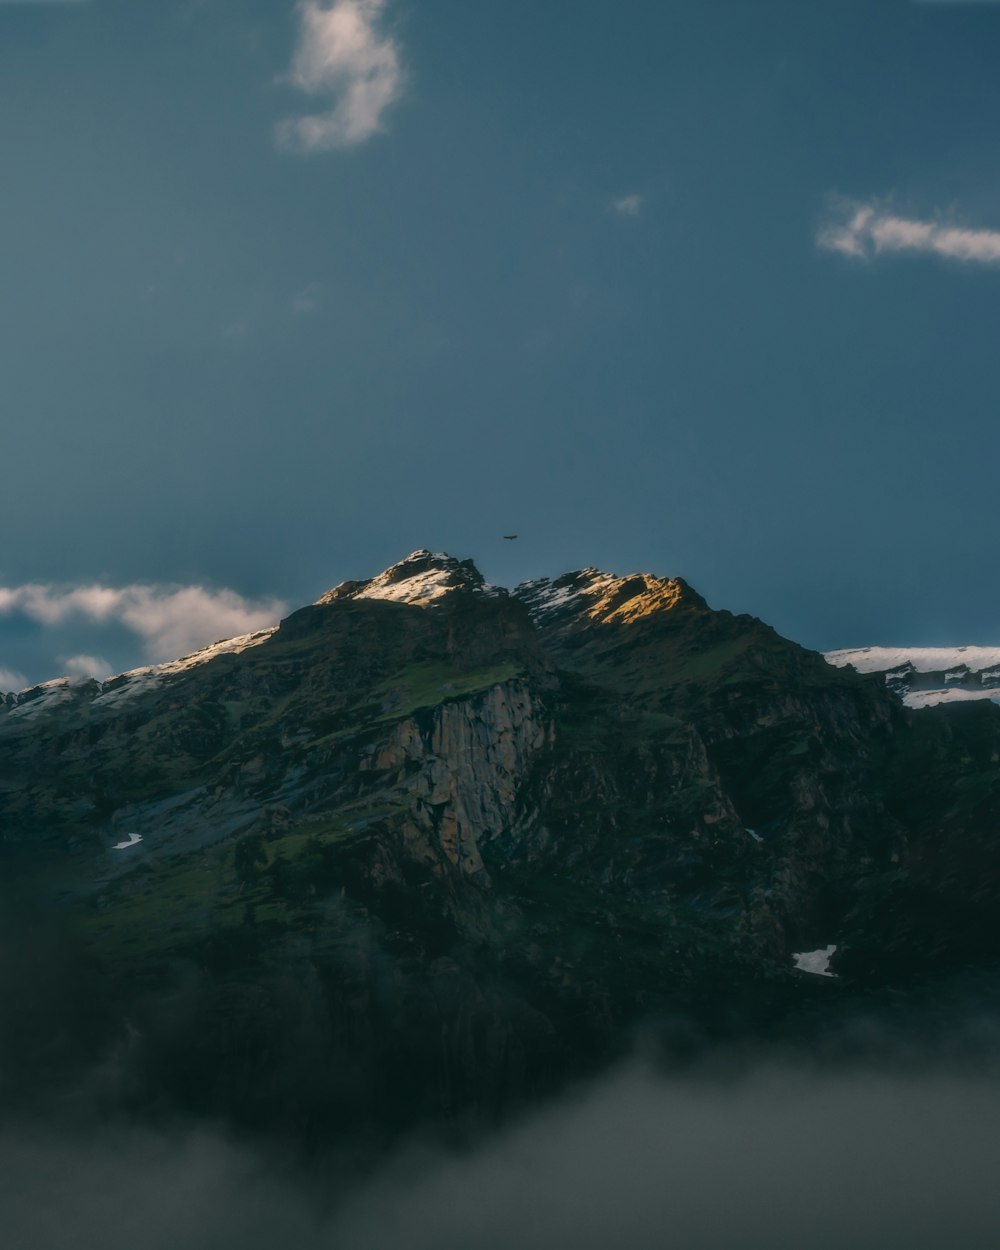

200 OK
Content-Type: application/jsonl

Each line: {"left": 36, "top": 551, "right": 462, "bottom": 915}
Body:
{"left": 358, "top": 679, "right": 552, "bottom": 879}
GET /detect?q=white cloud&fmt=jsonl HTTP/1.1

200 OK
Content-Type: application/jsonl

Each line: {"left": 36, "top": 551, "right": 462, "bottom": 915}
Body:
{"left": 819, "top": 199, "right": 1000, "bottom": 265}
{"left": 277, "top": 0, "right": 404, "bottom": 153}
{"left": 0, "top": 666, "right": 27, "bottom": 693}
{"left": 291, "top": 282, "right": 324, "bottom": 314}
{"left": 612, "top": 194, "right": 643, "bottom": 218}
{"left": 0, "top": 583, "right": 287, "bottom": 664}
{"left": 62, "top": 655, "right": 113, "bottom": 681}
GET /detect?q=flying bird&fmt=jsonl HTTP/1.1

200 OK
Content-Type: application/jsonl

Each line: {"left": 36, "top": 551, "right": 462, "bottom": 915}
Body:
{"left": 502, "top": 534, "right": 518, "bottom": 540}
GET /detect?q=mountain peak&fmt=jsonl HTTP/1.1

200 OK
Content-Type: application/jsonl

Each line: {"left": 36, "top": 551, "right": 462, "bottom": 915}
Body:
{"left": 318, "top": 550, "right": 501, "bottom": 608}
{"left": 514, "top": 566, "right": 705, "bottom": 628}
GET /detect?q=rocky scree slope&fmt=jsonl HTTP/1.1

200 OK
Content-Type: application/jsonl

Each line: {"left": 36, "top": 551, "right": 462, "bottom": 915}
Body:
{"left": 1, "top": 550, "right": 998, "bottom": 1141}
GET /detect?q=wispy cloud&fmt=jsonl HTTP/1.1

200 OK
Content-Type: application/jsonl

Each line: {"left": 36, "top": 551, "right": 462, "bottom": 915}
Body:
{"left": 819, "top": 199, "right": 1000, "bottom": 265}
{"left": 277, "top": 0, "right": 404, "bottom": 153}
{"left": 612, "top": 194, "right": 643, "bottom": 218}
{"left": 0, "top": 666, "right": 27, "bottom": 694}
{"left": 61, "top": 654, "right": 113, "bottom": 681}
{"left": 0, "top": 583, "right": 286, "bottom": 665}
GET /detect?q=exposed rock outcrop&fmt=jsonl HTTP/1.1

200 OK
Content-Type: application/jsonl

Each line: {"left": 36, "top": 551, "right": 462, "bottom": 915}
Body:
{"left": 360, "top": 679, "right": 553, "bottom": 878}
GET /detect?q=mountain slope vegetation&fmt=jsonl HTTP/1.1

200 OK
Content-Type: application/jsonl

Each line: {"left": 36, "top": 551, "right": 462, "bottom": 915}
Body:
{"left": 2, "top": 550, "right": 998, "bottom": 1143}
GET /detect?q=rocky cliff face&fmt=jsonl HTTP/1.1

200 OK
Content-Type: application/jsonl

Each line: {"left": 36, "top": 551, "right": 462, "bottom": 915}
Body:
{"left": 2, "top": 550, "right": 998, "bottom": 1143}
{"left": 359, "top": 678, "right": 552, "bottom": 881}
{"left": 513, "top": 567, "right": 906, "bottom": 959}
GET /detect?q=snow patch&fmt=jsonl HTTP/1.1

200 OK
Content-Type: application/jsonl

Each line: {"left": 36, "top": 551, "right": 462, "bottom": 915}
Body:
{"left": 326, "top": 551, "right": 498, "bottom": 608}
{"left": 6, "top": 678, "right": 77, "bottom": 719}
{"left": 826, "top": 646, "right": 1000, "bottom": 675}
{"left": 515, "top": 570, "right": 621, "bottom": 623}
{"left": 358, "top": 565, "right": 468, "bottom": 605}
{"left": 793, "top": 945, "right": 837, "bottom": 977}
{"left": 904, "top": 688, "right": 1000, "bottom": 710}
{"left": 827, "top": 646, "right": 1000, "bottom": 709}
{"left": 112, "top": 833, "right": 142, "bottom": 850}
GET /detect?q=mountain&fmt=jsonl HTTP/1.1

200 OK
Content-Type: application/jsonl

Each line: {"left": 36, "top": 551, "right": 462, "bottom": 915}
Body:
{"left": 2, "top": 550, "right": 999, "bottom": 1145}
{"left": 826, "top": 646, "right": 1000, "bottom": 708}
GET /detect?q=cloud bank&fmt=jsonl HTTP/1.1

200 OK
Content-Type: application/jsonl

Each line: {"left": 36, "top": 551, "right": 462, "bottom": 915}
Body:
{"left": 819, "top": 200, "right": 1000, "bottom": 265}
{"left": 278, "top": 0, "right": 404, "bottom": 153}
{"left": 4, "top": 1063, "right": 1000, "bottom": 1250}
{"left": 0, "top": 583, "right": 286, "bottom": 671}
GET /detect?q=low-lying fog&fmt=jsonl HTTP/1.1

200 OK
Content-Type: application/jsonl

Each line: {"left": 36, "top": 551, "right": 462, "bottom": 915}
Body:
{"left": 4, "top": 1060, "right": 999, "bottom": 1250}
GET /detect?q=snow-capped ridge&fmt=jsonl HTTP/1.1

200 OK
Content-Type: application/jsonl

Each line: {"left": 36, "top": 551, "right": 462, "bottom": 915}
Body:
{"left": 2, "top": 554, "right": 701, "bottom": 711}
{"left": 825, "top": 646, "right": 1000, "bottom": 708}
{"left": 825, "top": 646, "right": 1000, "bottom": 675}
{"left": 317, "top": 550, "right": 503, "bottom": 608}
{"left": 318, "top": 553, "right": 697, "bottom": 622}
{"left": 3, "top": 676, "right": 79, "bottom": 720}
{"left": 94, "top": 628, "right": 277, "bottom": 707}
{"left": 2, "top": 627, "right": 278, "bottom": 716}
{"left": 514, "top": 566, "right": 699, "bottom": 627}
{"left": 514, "top": 569, "right": 622, "bottom": 623}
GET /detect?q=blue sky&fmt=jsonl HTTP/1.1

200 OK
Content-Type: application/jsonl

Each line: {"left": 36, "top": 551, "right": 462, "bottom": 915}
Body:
{"left": 2, "top": 0, "right": 1000, "bottom": 687}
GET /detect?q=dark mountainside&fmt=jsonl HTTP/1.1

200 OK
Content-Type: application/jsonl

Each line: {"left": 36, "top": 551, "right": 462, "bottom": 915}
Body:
{"left": 1, "top": 550, "right": 999, "bottom": 1150}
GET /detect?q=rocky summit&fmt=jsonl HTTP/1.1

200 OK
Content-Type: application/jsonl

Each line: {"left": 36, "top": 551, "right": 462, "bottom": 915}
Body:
{"left": 2, "top": 551, "right": 999, "bottom": 1144}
